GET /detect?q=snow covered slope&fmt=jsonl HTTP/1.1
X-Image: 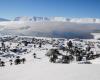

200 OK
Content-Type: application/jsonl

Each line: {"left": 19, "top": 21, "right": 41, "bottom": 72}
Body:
{"left": 0, "top": 37, "right": 100, "bottom": 80}
{"left": 0, "top": 63, "right": 100, "bottom": 80}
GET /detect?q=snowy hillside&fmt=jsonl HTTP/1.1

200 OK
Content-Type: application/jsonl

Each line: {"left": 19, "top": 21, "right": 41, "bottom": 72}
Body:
{"left": 0, "top": 36, "right": 100, "bottom": 80}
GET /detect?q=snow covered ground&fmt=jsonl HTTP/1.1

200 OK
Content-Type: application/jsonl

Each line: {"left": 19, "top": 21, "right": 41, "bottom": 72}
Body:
{"left": 0, "top": 36, "right": 100, "bottom": 80}
{"left": 0, "top": 63, "right": 100, "bottom": 80}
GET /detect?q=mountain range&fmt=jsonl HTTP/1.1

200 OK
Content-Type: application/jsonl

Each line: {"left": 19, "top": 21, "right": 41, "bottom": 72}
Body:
{"left": 0, "top": 18, "right": 10, "bottom": 21}
{"left": 0, "top": 16, "right": 100, "bottom": 23}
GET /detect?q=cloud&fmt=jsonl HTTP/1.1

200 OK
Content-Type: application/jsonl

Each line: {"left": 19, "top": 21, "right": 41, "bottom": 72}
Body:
{"left": 0, "top": 21, "right": 100, "bottom": 38}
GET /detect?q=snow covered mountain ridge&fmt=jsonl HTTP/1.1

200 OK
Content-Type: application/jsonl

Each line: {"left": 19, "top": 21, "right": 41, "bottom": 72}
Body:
{"left": 0, "top": 16, "right": 100, "bottom": 23}
{"left": 14, "top": 16, "right": 100, "bottom": 23}
{"left": 0, "top": 18, "right": 10, "bottom": 21}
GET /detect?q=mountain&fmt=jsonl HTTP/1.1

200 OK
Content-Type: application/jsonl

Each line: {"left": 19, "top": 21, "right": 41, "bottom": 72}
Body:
{"left": 0, "top": 16, "right": 100, "bottom": 23}
{"left": 0, "top": 18, "right": 10, "bottom": 21}
{"left": 14, "top": 16, "right": 50, "bottom": 22}
{"left": 13, "top": 16, "right": 100, "bottom": 23}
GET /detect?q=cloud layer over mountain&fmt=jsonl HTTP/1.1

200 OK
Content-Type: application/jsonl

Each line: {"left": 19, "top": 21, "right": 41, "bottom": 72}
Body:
{"left": 0, "top": 21, "right": 100, "bottom": 38}
{"left": 0, "top": 16, "right": 100, "bottom": 38}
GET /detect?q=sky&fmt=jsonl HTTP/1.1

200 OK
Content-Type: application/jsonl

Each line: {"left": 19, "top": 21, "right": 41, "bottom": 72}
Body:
{"left": 0, "top": 0, "right": 100, "bottom": 19}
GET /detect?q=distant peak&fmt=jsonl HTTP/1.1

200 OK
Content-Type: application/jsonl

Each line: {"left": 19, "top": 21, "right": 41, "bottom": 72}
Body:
{"left": 0, "top": 18, "right": 10, "bottom": 21}
{"left": 13, "top": 16, "right": 100, "bottom": 23}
